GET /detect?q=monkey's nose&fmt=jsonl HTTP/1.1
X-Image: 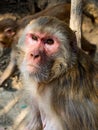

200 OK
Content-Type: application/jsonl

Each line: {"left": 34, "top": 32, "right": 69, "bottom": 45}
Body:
{"left": 31, "top": 53, "right": 40, "bottom": 59}
{"left": 30, "top": 50, "right": 40, "bottom": 60}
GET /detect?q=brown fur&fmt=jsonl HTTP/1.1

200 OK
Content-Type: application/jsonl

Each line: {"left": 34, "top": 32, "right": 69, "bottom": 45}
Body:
{"left": 0, "top": 4, "right": 96, "bottom": 88}
{"left": 16, "top": 16, "right": 98, "bottom": 130}
{"left": 0, "top": 14, "right": 18, "bottom": 48}
{"left": 0, "top": 14, "right": 19, "bottom": 86}
{"left": 18, "top": 3, "right": 96, "bottom": 56}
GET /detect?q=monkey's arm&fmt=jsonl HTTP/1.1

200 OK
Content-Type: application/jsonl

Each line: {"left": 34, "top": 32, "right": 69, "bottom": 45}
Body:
{"left": 0, "top": 50, "right": 16, "bottom": 86}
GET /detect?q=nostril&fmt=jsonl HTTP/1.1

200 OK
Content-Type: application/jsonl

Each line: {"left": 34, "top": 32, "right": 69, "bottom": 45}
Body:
{"left": 30, "top": 53, "right": 40, "bottom": 59}
{"left": 30, "top": 53, "right": 33, "bottom": 57}
{"left": 30, "top": 50, "right": 40, "bottom": 59}
{"left": 34, "top": 54, "right": 40, "bottom": 58}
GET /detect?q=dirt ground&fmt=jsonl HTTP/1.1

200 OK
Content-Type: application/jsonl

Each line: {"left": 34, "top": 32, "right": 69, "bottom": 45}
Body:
{"left": 0, "top": 1, "right": 98, "bottom": 130}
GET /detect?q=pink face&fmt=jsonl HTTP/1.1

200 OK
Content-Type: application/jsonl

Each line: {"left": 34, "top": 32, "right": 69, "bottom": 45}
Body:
{"left": 24, "top": 32, "right": 60, "bottom": 73}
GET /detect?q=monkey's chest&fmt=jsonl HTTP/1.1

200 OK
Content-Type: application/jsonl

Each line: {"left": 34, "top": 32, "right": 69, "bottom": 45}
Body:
{"left": 39, "top": 102, "right": 62, "bottom": 130}
{"left": 37, "top": 90, "right": 63, "bottom": 130}
{"left": 26, "top": 82, "right": 63, "bottom": 129}
{"left": 39, "top": 105, "right": 63, "bottom": 130}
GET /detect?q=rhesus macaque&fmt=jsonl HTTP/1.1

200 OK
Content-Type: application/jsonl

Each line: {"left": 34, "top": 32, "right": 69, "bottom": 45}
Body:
{"left": 16, "top": 16, "right": 98, "bottom": 130}
{"left": 37, "top": 0, "right": 70, "bottom": 10}
{"left": 0, "top": 3, "right": 96, "bottom": 87}
{"left": 0, "top": 14, "right": 18, "bottom": 53}
{"left": 0, "top": 14, "right": 19, "bottom": 86}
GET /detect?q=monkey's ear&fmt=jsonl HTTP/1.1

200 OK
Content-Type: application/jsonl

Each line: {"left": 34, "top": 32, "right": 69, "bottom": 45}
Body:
{"left": 4, "top": 27, "right": 16, "bottom": 37}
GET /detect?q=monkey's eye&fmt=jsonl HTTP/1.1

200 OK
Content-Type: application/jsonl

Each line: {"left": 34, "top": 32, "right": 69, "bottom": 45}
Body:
{"left": 44, "top": 38, "right": 54, "bottom": 45}
{"left": 31, "top": 35, "right": 38, "bottom": 41}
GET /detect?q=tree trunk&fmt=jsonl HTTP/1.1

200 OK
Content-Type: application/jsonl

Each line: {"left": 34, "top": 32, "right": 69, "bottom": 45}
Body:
{"left": 70, "top": 0, "right": 83, "bottom": 48}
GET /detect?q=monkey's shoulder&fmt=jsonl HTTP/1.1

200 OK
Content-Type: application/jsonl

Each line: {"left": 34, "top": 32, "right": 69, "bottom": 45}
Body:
{"left": 77, "top": 49, "right": 97, "bottom": 74}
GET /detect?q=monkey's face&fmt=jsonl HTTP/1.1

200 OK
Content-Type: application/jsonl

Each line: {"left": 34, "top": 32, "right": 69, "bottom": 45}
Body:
{"left": 26, "top": 32, "right": 60, "bottom": 70}
{"left": 18, "top": 32, "right": 61, "bottom": 82}
{"left": 0, "top": 28, "right": 16, "bottom": 49}
{"left": 17, "top": 16, "right": 77, "bottom": 82}
{"left": 0, "top": 18, "right": 17, "bottom": 48}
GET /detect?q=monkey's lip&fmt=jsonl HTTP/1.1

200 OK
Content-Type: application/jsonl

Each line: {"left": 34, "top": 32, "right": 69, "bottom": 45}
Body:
{"left": 26, "top": 64, "right": 40, "bottom": 72}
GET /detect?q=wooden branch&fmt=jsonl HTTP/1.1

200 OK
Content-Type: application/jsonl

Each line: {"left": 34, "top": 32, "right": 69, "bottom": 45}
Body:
{"left": 70, "top": 0, "right": 83, "bottom": 48}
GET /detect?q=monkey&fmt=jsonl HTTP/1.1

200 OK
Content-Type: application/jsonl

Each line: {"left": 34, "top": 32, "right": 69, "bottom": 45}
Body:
{"left": 37, "top": 0, "right": 95, "bottom": 23}
{"left": 15, "top": 16, "right": 98, "bottom": 130}
{"left": 37, "top": 0, "right": 70, "bottom": 10}
{"left": 0, "top": 14, "right": 18, "bottom": 55}
{"left": 0, "top": 3, "right": 96, "bottom": 87}
{"left": 17, "top": 3, "right": 70, "bottom": 29}
{"left": 0, "top": 14, "right": 19, "bottom": 53}
{"left": 0, "top": 14, "right": 19, "bottom": 86}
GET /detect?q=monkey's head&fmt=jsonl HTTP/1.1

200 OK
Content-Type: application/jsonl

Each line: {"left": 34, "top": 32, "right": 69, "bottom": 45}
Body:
{"left": 17, "top": 16, "right": 78, "bottom": 83}
{"left": 0, "top": 18, "right": 18, "bottom": 48}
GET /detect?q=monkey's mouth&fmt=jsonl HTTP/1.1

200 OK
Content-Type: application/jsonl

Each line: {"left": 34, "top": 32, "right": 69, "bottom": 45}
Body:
{"left": 26, "top": 63, "right": 40, "bottom": 73}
